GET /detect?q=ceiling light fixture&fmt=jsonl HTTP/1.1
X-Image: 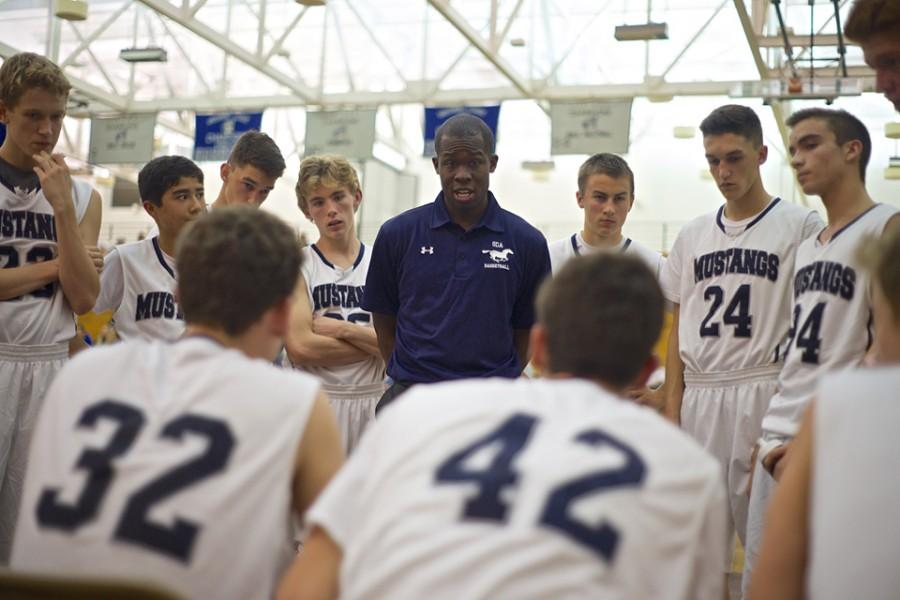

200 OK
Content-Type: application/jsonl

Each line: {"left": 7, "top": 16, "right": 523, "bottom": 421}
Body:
{"left": 614, "top": 23, "right": 668, "bottom": 41}
{"left": 119, "top": 47, "right": 168, "bottom": 63}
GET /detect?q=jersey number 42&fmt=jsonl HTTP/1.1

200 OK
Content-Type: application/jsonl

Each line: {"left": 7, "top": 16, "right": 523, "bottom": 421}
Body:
{"left": 435, "top": 413, "right": 645, "bottom": 563}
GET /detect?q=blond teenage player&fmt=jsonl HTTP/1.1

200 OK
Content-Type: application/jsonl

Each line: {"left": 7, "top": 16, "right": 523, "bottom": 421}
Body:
{"left": 0, "top": 52, "right": 102, "bottom": 562}
{"left": 11, "top": 207, "right": 343, "bottom": 599}
{"left": 749, "top": 229, "right": 900, "bottom": 600}
{"left": 742, "top": 108, "right": 900, "bottom": 594}
{"left": 548, "top": 153, "right": 664, "bottom": 278}
{"left": 286, "top": 156, "right": 384, "bottom": 454}
{"left": 279, "top": 253, "right": 726, "bottom": 600}
{"left": 93, "top": 156, "right": 204, "bottom": 341}
{"left": 659, "top": 105, "right": 822, "bottom": 579}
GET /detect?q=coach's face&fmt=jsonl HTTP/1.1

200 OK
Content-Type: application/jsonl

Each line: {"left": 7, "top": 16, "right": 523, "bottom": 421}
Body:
{"left": 861, "top": 33, "right": 900, "bottom": 112}
{"left": 432, "top": 134, "right": 498, "bottom": 215}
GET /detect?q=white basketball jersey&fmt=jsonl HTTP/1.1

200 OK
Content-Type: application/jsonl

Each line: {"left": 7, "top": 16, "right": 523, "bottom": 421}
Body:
{"left": 94, "top": 237, "right": 184, "bottom": 341}
{"left": 11, "top": 337, "right": 320, "bottom": 600}
{"left": 308, "top": 378, "right": 726, "bottom": 600}
{"left": 808, "top": 368, "right": 900, "bottom": 600}
{"left": 548, "top": 232, "right": 665, "bottom": 280}
{"left": 295, "top": 243, "right": 384, "bottom": 389}
{"left": 0, "top": 178, "right": 92, "bottom": 344}
{"left": 763, "top": 203, "right": 899, "bottom": 436}
{"left": 660, "top": 199, "right": 822, "bottom": 373}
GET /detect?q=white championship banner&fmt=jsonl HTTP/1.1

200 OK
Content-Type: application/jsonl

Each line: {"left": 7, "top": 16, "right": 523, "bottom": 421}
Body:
{"left": 550, "top": 100, "right": 632, "bottom": 156}
{"left": 304, "top": 109, "right": 376, "bottom": 160}
{"left": 89, "top": 114, "right": 156, "bottom": 164}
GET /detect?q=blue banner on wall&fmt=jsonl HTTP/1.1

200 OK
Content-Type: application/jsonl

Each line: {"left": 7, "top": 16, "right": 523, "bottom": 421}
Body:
{"left": 193, "top": 112, "right": 263, "bottom": 162}
{"left": 423, "top": 105, "right": 500, "bottom": 156}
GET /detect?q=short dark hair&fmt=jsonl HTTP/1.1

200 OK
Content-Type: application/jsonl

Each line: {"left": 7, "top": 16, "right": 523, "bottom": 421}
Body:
{"left": 786, "top": 108, "right": 871, "bottom": 182}
{"left": 536, "top": 253, "right": 663, "bottom": 387}
{"left": 699, "top": 105, "right": 764, "bottom": 148}
{"left": 434, "top": 113, "right": 495, "bottom": 155}
{"left": 845, "top": 0, "right": 900, "bottom": 41}
{"left": 138, "top": 156, "right": 203, "bottom": 207}
{"left": 227, "top": 131, "right": 286, "bottom": 179}
{"left": 577, "top": 153, "right": 635, "bottom": 196}
{"left": 176, "top": 207, "right": 301, "bottom": 336}
{"left": 858, "top": 227, "right": 900, "bottom": 325}
{"left": 0, "top": 52, "right": 71, "bottom": 109}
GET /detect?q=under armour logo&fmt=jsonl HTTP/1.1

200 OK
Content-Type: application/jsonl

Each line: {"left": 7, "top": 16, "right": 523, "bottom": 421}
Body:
{"left": 420, "top": 246, "right": 434, "bottom": 254}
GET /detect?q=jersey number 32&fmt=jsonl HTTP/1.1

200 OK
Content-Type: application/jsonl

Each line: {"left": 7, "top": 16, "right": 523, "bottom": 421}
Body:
{"left": 35, "top": 399, "right": 235, "bottom": 563}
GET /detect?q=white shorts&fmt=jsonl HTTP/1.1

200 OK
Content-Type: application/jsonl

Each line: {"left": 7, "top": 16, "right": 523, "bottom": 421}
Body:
{"left": 322, "top": 382, "right": 384, "bottom": 455}
{"left": 741, "top": 431, "right": 790, "bottom": 597}
{"left": 0, "top": 342, "right": 68, "bottom": 564}
{"left": 681, "top": 364, "right": 780, "bottom": 571}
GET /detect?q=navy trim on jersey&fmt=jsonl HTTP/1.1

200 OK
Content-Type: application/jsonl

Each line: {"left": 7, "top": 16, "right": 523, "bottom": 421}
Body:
{"left": 570, "top": 234, "right": 580, "bottom": 255}
{"left": 152, "top": 236, "right": 175, "bottom": 279}
{"left": 622, "top": 238, "right": 632, "bottom": 252}
{"left": 311, "top": 244, "right": 335, "bottom": 269}
{"left": 745, "top": 197, "right": 781, "bottom": 230}
{"left": 716, "top": 197, "right": 782, "bottom": 234}
{"left": 825, "top": 203, "right": 881, "bottom": 244}
{"left": 311, "top": 243, "right": 366, "bottom": 271}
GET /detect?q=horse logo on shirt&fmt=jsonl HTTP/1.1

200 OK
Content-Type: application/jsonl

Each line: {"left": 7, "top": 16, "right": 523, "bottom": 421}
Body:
{"left": 482, "top": 248, "right": 514, "bottom": 263}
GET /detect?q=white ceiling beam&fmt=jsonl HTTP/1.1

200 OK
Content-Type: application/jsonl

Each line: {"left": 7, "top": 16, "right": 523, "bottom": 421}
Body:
{"left": 135, "top": 0, "right": 318, "bottom": 103}
{"left": 427, "top": 0, "right": 532, "bottom": 99}
{"left": 264, "top": 7, "right": 308, "bottom": 63}
{"left": 0, "top": 40, "right": 129, "bottom": 112}
{"left": 60, "top": 0, "right": 134, "bottom": 68}
{"left": 493, "top": 0, "right": 527, "bottom": 52}
{"left": 757, "top": 34, "right": 853, "bottom": 48}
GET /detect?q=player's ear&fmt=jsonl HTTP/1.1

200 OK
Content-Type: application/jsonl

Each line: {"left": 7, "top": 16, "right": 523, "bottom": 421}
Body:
{"left": 576, "top": 190, "right": 585, "bottom": 209}
{"left": 843, "top": 139, "right": 863, "bottom": 165}
{"left": 630, "top": 355, "right": 659, "bottom": 390}
{"left": 142, "top": 200, "right": 156, "bottom": 218}
{"left": 353, "top": 189, "right": 362, "bottom": 212}
{"left": 219, "top": 162, "right": 231, "bottom": 182}
{"left": 529, "top": 325, "right": 548, "bottom": 373}
{"left": 758, "top": 144, "right": 768, "bottom": 166}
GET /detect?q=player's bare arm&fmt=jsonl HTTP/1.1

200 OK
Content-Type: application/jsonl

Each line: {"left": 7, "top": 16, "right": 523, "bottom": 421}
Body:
{"left": 35, "top": 152, "right": 101, "bottom": 314}
{"left": 663, "top": 304, "right": 685, "bottom": 424}
{"left": 311, "top": 313, "right": 381, "bottom": 358}
{"left": 0, "top": 257, "right": 59, "bottom": 300}
{"left": 747, "top": 407, "right": 813, "bottom": 600}
{"left": 514, "top": 328, "right": 531, "bottom": 374}
{"left": 291, "top": 390, "right": 344, "bottom": 516}
{"left": 286, "top": 276, "right": 370, "bottom": 367}
{"left": 276, "top": 526, "right": 341, "bottom": 600}
{"left": 372, "top": 312, "right": 396, "bottom": 364}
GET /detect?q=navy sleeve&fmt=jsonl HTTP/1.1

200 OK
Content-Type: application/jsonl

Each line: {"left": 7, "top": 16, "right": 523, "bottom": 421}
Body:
{"left": 511, "top": 228, "right": 551, "bottom": 329}
{"left": 362, "top": 220, "right": 401, "bottom": 315}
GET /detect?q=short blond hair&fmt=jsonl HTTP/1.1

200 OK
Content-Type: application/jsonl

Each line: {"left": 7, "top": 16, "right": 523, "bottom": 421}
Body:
{"left": 0, "top": 52, "right": 71, "bottom": 109}
{"left": 295, "top": 155, "right": 361, "bottom": 218}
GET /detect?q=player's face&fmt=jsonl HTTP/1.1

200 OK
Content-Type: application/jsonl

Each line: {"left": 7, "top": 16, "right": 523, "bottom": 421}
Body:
{"left": 577, "top": 173, "right": 633, "bottom": 240}
{"left": 432, "top": 135, "right": 497, "bottom": 215}
{"left": 145, "top": 176, "right": 205, "bottom": 235}
{"left": 305, "top": 183, "right": 361, "bottom": 240}
{"left": 703, "top": 133, "right": 766, "bottom": 202}
{"left": 0, "top": 87, "right": 66, "bottom": 167}
{"left": 220, "top": 163, "right": 277, "bottom": 206}
{"left": 788, "top": 118, "right": 852, "bottom": 196}
{"left": 861, "top": 33, "right": 900, "bottom": 112}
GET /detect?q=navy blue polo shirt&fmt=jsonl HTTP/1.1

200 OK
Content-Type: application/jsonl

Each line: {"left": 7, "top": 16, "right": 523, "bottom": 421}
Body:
{"left": 362, "top": 191, "right": 551, "bottom": 383}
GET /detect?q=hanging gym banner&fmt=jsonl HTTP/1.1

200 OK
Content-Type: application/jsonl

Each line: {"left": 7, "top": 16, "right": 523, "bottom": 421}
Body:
{"left": 88, "top": 114, "right": 156, "bottom": 164}
{"left": 550, "top": 100, "right": 632, "bottom": 156}
{"left": 423, "top": 105, "right": 501, "bottom": 156}
{"left": 304, "top": 109, "right": 377, "bottom": 160}
{"left": 193, "top": 111, "right": 264, "bottom": 162}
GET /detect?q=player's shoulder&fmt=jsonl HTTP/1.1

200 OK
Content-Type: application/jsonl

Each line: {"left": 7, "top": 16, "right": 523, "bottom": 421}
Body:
{"left": 677, "top": 210, "right": 718, "bottom": 237}
{"left": 113, "top": 238, "right": 153, "bottom": 258}
{"left": 548, "top": 235, "right": 573, "bottom": 254}
{"left": 772, "top": 198, "right": 820, "bottom": 221}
